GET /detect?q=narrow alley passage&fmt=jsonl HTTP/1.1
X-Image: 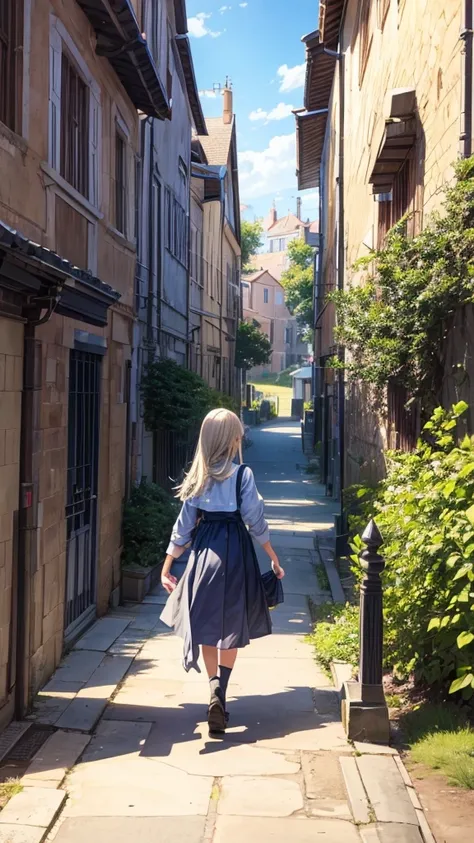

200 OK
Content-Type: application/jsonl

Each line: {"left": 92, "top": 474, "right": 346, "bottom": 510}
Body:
{"left": 1, "top": 423, "right": 427, "bottom": 843}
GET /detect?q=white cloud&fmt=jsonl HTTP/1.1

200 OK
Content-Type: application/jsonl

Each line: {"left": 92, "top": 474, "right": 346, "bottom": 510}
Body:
{"left": 240, "top": 2, "right": 248, "bottom": 6}
{"left": 219, "top": 4, "right": 232, "bottom": 12}
{"left": 301, "top": 191, "right": 318, "bottom": 207}
{"left": 188, "top": 12, "right": 222, "bottom": 38}
{"left": 277, "top": 63, "right": 306, "bottom": 92}
{"left": 238, "top": 133, "right": 296, "bottom": 200}
{"left": 249, "top": 102, "right": 295, "bottom": 123}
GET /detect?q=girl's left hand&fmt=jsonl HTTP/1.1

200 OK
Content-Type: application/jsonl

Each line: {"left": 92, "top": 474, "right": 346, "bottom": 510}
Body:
{"left": 272, "top": 560, "right": 285, "bottom": 580}
{"left": 161, "top": 573, "right": 178, "bottom": 594}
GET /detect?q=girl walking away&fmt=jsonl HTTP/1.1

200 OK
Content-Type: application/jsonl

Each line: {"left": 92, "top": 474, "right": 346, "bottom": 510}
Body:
{"left": 160, "top": 408, "right": 285, "bottom": 734}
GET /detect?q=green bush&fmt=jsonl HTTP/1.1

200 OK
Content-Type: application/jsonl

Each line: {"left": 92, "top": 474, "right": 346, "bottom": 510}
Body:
{"left": 122, "top": 480, "right": 180, "bottom": 569}
{"left": 140, "top": 358, "right": 237, "bottom": 433}
{"left": 350, "top": 401, "right": 474, "bottom": 699}
{"left": 308, "top": 602, "right": 360, "bottom": 674}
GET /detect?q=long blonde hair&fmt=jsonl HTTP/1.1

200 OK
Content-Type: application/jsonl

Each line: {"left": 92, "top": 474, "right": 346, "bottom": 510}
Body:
{"left": 177, "top": 408, "right": 244, "bottom": 501}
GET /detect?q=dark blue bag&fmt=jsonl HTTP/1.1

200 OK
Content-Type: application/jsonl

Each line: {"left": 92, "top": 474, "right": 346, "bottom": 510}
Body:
{"left": 261, "top": 569, "right": 284, "bottom": 610}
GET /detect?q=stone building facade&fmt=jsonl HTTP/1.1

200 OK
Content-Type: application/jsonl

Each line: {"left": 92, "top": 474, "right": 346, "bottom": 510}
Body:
{"left": 296, "top": 1, "right": 471, "bottom": 496}
{"left": 0, "top": 0, "right": 165, "bottom": 725}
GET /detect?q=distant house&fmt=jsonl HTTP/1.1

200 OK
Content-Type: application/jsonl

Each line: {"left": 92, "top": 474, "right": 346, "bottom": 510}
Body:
{"left": 249, "top": 202, "right": 318, "bottom": 281}
{"left": 242, "top": 270, "right": 306, "bottom": 376}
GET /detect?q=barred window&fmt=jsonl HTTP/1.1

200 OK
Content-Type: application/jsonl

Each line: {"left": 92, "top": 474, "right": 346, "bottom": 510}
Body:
{"left": 0, "top": 1, "right": 23, "bottom": 132}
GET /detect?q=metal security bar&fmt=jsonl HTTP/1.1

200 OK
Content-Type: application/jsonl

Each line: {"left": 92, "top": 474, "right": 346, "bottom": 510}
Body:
{"left": 65, "top": 350, "right": 101, "bottom": 633}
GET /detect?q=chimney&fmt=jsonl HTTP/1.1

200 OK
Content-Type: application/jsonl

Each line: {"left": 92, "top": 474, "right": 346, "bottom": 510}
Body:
{"left": 296, "top": 197, "right": 302, "bottom": 220}
{"left": 223, "top": 86, "right": 233, "bottom": 125}
{"left": 265, "top": 202, "right": 277, "bottom": 230}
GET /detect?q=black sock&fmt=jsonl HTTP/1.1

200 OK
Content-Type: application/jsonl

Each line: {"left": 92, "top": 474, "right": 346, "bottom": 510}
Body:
{"left": 219, "top": 665, "right": 233, "bottom": 699}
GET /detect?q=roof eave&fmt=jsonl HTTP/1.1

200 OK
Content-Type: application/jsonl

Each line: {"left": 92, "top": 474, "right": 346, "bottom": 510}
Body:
{"left": 77, "top": 0, "right": 170, "bottom": 120}
{"left": 176, "top": 36, "right": 208, "bottom": 136}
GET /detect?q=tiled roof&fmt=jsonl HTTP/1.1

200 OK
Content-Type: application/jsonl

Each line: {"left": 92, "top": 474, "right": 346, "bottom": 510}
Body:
{"left": 266, "top": 213, "right": 309, "bottom": 236}
{"left": 199, "top": 118, "right": 234, "bottom": 165}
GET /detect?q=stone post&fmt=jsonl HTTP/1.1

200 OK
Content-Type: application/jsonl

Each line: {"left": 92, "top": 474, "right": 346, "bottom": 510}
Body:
{"left": 341, "top": 518, "right": 390, "bottom": 744}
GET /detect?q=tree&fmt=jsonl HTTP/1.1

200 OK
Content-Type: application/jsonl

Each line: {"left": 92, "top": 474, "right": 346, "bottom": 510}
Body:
{"left": 241, "top": 219, "right": 263, "bottom": 269}
{"left": 280, "top": 239, "right": 314, "bottom": 341}
{"left": 235, "top": 321, "right": 272, "bottom": 371}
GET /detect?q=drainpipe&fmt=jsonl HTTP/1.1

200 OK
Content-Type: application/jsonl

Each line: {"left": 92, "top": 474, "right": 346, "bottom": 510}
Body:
{"left": 324, "top": 40, "right": 345, "bottom": 530}
{"left": 147, "top": 119, "right": 156, "bottom": 347}
{"left": 16, "top": 297, "right": 58, "bottom": 718}
{"left": 460, "top": 0, "right": 473, "bottom": 158}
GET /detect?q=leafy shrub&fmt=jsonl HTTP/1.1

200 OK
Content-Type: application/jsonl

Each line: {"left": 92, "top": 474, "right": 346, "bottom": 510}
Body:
{"left": 122, "top": 481, "right": 180, "bottom": 569}
{"left": 350, "top": 401, "right": 474, "bottom": 698}
{"left": 141, "top": 358, "right": 237, "bottom": 433}
{"left": 308, "top": 602, "right": 359, "bottom": 673}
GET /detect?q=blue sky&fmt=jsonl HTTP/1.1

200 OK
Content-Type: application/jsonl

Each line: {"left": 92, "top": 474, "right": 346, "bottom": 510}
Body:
{"left": 187, "top": 0, "right": 319, "bottom": 224}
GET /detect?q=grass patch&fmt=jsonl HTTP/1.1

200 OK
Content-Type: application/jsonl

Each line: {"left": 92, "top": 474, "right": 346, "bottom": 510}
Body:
{"left": 249, "top": 381, "right": 292, "bottom": 417}
{"left": 307, "top": 602, "right": 359, "bottom": 674}
{"left": 411, "top": 730, "right": 474, "bottom": 788}
{"left": 314, "top": 562, "right": 330, "bottom": 592}
{"left": 399, "top": 702, "right": 474, "bottom": 789}
{"left": 0, "top": 779, "right": 23, "bottom": 810}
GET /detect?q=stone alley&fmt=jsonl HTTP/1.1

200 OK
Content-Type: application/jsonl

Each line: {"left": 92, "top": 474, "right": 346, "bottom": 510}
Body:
{"left": 0, "top": 423, "right": 433, "bottom": 843}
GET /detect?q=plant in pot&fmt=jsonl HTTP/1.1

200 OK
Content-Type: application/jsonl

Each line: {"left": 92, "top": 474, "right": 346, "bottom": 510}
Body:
{"left": 121, "top": 480, "right": 180, "bottom": 603}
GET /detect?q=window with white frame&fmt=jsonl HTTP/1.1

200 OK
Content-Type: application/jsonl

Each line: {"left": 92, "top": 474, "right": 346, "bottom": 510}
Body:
{"left": 165, "top": 187, "right": 188, "bottom": 267}
{"left": 49, "top": 16, "right": 100, "bottom": 205}
{"left": 0, "top": 0, "right": 23, "bottom": 133}
{"left": 263, "top": 287, "right": 269, "bottom": 304}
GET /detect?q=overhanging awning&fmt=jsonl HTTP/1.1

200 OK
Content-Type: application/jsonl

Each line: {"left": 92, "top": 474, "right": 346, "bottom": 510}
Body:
{"left": 295, "top": 109, "right": 329, "bottom": 190}
{"left": 0, "top": 222, "right": 120, "bottom": 327}
{"left": 302, "top": 32, "right": 337, "bottom": 112}
{"left": 176, "top": 36, "right": 207, "bottom": 135}
{"left": 319, "top": 0, "right": 345, "bottom": 48}
{"left": 369, "top": 119, "right": 417, "bottom": 194}
{"left": 76, "top": 0, "right": 170, "bottom": 119}
{"left": 192, "top": 163, "right": 226, "bottom": 203}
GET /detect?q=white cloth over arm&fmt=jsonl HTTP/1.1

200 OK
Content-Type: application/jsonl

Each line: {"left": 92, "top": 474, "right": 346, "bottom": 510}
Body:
{"left": 167, "top": 500, "right": 199, "bottom": 556}
{"left": 239, "top": 467, "right": 270, "bottom": 546}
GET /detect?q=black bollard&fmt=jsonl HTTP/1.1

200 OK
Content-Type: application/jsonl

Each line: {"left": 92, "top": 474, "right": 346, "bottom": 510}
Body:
{"left": 359, "top": 519, "right": 385, "bottom": 701}
{"left": 341, "top": 517, "right": 390, "bottom": 743}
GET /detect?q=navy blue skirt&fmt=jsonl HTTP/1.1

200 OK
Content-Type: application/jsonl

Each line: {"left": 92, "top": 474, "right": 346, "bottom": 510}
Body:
{"left": 160, "top": 511, "right": 272, "bottom": 672}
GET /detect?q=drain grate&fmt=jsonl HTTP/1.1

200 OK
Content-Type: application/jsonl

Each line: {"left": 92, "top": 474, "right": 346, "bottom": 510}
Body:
{"left": 0, "top": 722, "right": 31, "bottom": 763}
{"left": 3, "top": 725, "right": 55, "bottom": 763}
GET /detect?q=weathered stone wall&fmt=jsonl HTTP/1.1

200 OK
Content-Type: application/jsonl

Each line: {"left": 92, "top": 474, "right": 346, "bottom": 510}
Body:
{"left": 320, "top": 0, "right": 464, "bottom": 487}
{"left": 0, "top": 318, "right": 23, "bottom": 727}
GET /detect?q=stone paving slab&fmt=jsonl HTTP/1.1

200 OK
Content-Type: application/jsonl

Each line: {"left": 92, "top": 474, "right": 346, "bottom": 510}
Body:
{"left": 339, "top": 755, "right": 371, "bottom": 824}
{"left": 0, "top": 788, "right": 66, "bottom": 829}
{"left": 214, "top": 816, "right": 362, "bottom": 843}
{"left": 218, "top": 776, "right": 304, "bottom": 817}
{"left": 64, "top": 756, "right": 213, "bottom": 817}
{"left": 0, "top": 825, "right": 45, "bottom": 843}
{"left": 51, "top": 816, "right": 206, "bottom": 843}
{"left": 48, "top": 651, "right": 105, "bottom": 686}
{"left": 356, "top": 756, "right": 418, "bottom": 825}
{"left": 21, "top": 731, "right": 89, "bottom": 787}
{"left": 107, "top": 630, "right": 151, "bottom": 657}
{"left": 301, "top": 751, "right": 352, "bottom": 820}
{"left": 55, "top": 656, "right": 134, "bottom": 732}
{"left": 74, "top": 618, "right": 131, "bottom": 652}
{"left": 359, "top": 824, "right": 424, "bottom": 843}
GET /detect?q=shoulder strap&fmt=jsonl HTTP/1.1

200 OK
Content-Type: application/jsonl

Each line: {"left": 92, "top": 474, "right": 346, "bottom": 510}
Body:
{"left": 236, "top": 464, "right": 246, "bottom": 509}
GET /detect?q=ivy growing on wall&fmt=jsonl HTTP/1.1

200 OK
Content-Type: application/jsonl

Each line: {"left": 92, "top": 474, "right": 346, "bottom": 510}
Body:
{"left": 328, "top": 158, "right": 474, "bottom": 410}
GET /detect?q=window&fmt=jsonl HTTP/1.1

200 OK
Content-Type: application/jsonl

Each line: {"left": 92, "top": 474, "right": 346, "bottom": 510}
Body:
{"left": 270, "top": 320, "right": 274, "bottom": 343}
{"left": 279, "top": 238, "right": 285, "bottom": 251}
{"left": 165, "top": 187, "right": 188, "bottom": 267}
{"left": 276, "top": 291, "right": 283, "bottom": 306}
{"left": 60, "top": 52, "right": 89, "bottom": 196}
{"left": 0, "top": 1, "right": 22, "bottom": 132}
{"left": 115, "top": 128, "right": 127, "bottom": 234}
{"left": 190, "top": 223, "right": 203, "bottom": 288}
{"left": 285, "top": 327, "right": 292, "bottom": 345}
{"left": 359, "top": 0, "right": 374, "bottom": 85}
{"left": 269, "top": 240, "right": 274, "bottom": 253}
{"left": 377, "top": 152, "right": 416, "bottom": 246}
{"left": 263, "top": 288, "right": 269, "bottom": 304}
{"left": 49, "top": 18, "right": 100, "bottom": 205}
